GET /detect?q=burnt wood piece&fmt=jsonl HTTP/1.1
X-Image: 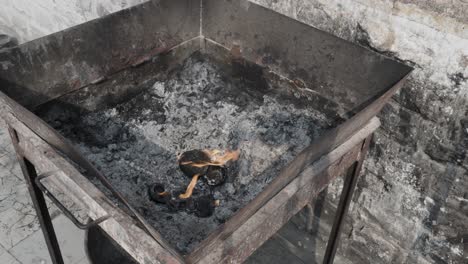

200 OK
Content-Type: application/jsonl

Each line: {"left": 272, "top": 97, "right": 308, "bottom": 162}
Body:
{"left": 178, "top": 150, "right": 209, "bottom": 199}
{"left": 167, "top": 196, "right": 191, "bottom": 212}
{"left": 187, "top": 118, "right": 380, "bottom": 263}
{"left": 178, "top": 150, "right": 229, "bottom": 199}
{"left": 323, "top": 134, "right": 372, "bottom": 264}
{"left": 179, "top": 149, "right": 211, "bottom": 177}
{"left": 205, "top": 166, "right": 227, "bottom": 186}
{"left": 190, "top": 195, "right": 217, "bottom": 218}
{"left": 148, "top": 183, "right": 171, "bottom": 204}
{"left": 8, "top": 127, "right": 65, "bottom": 264}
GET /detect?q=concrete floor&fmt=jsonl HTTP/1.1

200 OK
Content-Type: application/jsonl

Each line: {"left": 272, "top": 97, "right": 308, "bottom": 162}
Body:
{"left": 0, "top": 120, "right": 90, "bottom": 264}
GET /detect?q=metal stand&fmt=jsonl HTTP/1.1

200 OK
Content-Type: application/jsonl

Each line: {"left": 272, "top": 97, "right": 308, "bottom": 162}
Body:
{"left": 322, "top": 135, "right": 372, "bottom": 264}
{"left": 9, "top": 121, "right": 373, "bottom": 264}
{"left": 8, "top": 127, "right": 65, "bottom": 264}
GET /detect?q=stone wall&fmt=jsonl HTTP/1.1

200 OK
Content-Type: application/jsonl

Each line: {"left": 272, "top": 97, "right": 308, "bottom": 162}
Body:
{"left": 0, "top": 0, "right": 467, "bottom": 263}
{"left": 249, "top": 0, "right": 468, "bottom": 263}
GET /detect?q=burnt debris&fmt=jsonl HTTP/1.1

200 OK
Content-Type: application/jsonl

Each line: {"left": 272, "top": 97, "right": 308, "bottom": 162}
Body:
{"left": 178, "top": 149, "right": 211, "bottom": 177}
{"left": 190, "top": 195, "right": 218, "bottom": 218}
{"left": 148, "top": 183, "right": 220, "bottom": 218}
{"left": 205, "top": 166, "right": 226, "bottom": 186}
{"left": 148, "top": 149, "right": 236, "bottom": 217}
{"left": 148, "top": 183, "right": 171, "bottom": 204}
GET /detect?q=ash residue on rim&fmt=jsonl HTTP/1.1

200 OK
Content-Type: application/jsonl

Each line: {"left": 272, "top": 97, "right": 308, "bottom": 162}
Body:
{"left": 39, "top": 51, "right": 337, "bottom": 254}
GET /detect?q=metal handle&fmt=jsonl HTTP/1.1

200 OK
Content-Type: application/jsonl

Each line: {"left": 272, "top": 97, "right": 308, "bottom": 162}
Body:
{"left": 35, "top": 171, "right": 110, "bottom": 230}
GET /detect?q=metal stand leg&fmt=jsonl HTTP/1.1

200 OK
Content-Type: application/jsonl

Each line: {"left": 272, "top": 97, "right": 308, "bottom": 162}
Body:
{"left": 305, "top": 186, "right": 328, "bottom": 233}
{"left": 323, "top": 135, "right": 372, "bottom": 264}
{"left": 8, "top": 127, "right": 65, "bottom": 264}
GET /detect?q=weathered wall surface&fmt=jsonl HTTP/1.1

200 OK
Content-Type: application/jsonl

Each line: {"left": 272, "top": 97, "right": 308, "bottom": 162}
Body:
{"left": 0, "top": 0, "right": 147, "bottom": 43}
{"left": 249, "top": 0, "right": 468, "bottom": 263}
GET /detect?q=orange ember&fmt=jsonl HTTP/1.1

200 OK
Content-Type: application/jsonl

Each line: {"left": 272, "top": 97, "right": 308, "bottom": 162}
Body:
{"left": 179, "top": 174, "right": 200, "bottom": 199}
{"left": 178, "top": 149, "right": 240, "bottom": 199}
{"left": 180, "top": 149, "right": 240, "bottom": 168}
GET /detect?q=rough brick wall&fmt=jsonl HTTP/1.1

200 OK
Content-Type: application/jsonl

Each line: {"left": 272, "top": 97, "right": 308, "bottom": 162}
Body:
{"left": 249, "top": 0, "right": 468, "bottom": 263}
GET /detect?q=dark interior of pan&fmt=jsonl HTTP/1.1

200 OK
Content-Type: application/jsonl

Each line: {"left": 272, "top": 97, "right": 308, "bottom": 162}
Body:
{"left": 0, "top": 0, "right": 412, "bottom": 255}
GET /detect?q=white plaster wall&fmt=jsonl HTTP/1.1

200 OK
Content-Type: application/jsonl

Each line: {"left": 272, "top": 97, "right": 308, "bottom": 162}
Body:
{"left": 0, "top": 0, "right": 147, "bottom": 43}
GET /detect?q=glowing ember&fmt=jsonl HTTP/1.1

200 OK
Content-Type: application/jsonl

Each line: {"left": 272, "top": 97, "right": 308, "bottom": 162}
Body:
{"left": 179, "top": 174, "right": 200, "bottom": 199}
{"left": 177, "top": 149, "right": 240, "bottom": 200}
{"left": 148, "top": 183, "right": 171, "bottom": 204}
{"left": 149, "top": 148, "right": 240, "bottom": 217}
{"left": 180, "top": 149, "right": 240, "bottom": 168}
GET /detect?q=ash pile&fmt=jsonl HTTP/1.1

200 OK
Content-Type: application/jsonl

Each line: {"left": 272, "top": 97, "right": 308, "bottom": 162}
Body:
{"left": 39, "top": 52, "right": 336, "bottom": 253}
